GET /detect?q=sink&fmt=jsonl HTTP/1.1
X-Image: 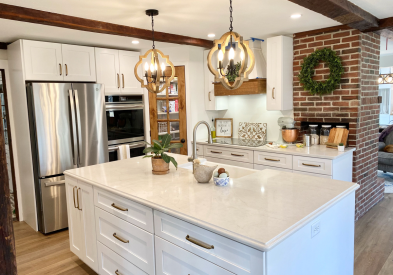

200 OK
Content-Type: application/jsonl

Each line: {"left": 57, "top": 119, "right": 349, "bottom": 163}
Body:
{"left": 178, "top": 158, "right": 207, "bottom": 170}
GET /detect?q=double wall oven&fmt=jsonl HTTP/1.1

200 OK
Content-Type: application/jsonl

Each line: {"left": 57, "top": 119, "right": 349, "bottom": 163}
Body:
{"left": 105, "top": 95, "right": 146, "bottom": 161}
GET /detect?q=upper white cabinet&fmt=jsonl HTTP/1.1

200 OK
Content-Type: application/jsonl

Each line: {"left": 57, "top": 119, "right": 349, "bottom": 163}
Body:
{"left": 204, "top": 49, "right": 228, "bottom": 110}
{"left": 22, "top": 40, "right": 96, "bottom": 82}
{"left": 266, "top": 36, "right": 293, "bottom": 111}
{"left": 95, "top": 48, "right": 143, "bottom": 95}
{"left": 22, "top": 40, "right": 63, "bottom": 81}
{"left": 62, "top": 44, "right": 96, "bottom": 82}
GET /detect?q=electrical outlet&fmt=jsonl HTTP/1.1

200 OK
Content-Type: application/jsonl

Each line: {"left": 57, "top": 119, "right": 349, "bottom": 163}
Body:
{"left": 311, "top": 221, "right": 321, "bottom": 238}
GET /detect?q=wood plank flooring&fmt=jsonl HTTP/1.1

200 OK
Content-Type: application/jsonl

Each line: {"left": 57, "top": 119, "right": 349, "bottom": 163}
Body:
{"left": 13, "top": 194, "right": 393, "bottom": 275}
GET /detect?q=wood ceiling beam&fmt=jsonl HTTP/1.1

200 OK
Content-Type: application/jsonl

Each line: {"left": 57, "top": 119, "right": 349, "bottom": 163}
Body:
{"left": 288, "top": 0, "right": 379, "bottom": 31}
{"left": 363, "top": 17, "right": 393, "bottom": 33}
{"left": 0, "top": 3, "right": 213, "bottom": 48}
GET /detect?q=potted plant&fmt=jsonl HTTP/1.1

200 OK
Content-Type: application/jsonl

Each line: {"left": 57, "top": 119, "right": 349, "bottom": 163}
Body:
{"left": 143, "top": 134, "right": 183, "bottom": 175}
{"left": 338, "top": 143, "right": 345, "bottom": 152}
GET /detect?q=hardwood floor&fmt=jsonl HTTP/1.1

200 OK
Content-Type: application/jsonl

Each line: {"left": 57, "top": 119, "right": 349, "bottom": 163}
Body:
{"left": 13, "top": 194, "right": 393, "bottom": 275}
{"left": 13, "top": 221, "right": 96, "bottom": 275}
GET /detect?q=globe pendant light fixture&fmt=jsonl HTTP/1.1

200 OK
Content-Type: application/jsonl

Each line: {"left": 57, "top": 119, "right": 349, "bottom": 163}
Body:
{"left": 134, "top": 9, "right": 175, "bottom": 93}
{"left": 207, "top": 0, "right": 255, "bottom": 90}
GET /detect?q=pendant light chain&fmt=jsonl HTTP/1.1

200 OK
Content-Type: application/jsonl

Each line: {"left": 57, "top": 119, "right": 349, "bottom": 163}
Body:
{"left": 229, "top": 0, "right": 233, "bottom": 32}
{"left": 151, "top": 14, "right": 155, "bottom": 49}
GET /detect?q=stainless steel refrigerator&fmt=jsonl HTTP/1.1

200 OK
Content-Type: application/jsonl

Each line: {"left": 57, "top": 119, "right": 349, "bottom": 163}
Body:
{"left": 27, "top": 83, "right": 108, "bottom": 234}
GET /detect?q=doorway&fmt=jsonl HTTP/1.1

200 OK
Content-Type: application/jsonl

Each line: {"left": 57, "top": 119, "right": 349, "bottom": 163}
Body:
{"left": 0, "top": 69, "right": 19, "bottom": 221}
{"left": 148, "top": 66, "right": 188, "bottom": 155}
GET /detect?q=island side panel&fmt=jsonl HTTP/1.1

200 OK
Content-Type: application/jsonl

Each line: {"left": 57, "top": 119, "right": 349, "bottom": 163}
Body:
{"left": 265, "top": 191, "right": 355, "bottom": 275}
{"left": 332, "top": 152, "right": 353, "bottom": 182}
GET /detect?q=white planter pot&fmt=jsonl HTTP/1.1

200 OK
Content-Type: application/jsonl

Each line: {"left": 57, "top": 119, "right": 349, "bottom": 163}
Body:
{"left": 338, "top": 146, "right": 345, "bottom": 152}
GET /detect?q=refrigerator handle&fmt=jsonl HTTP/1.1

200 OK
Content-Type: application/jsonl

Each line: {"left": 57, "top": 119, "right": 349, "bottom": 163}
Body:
{"left": 69, "top": 90, "right": 78, "bottom": 166}
{"left": 74, "top": 89, "right": 83, "bottom": 167}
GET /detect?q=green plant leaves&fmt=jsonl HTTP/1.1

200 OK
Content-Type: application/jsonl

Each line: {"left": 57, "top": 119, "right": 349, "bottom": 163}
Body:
{"left": 298, "top": 48, "right": 344, "bottom": 96}
{"left": 168, "top": 143, "right": 183, "bottom": 149}
{"left": 160, "top": 134, "right": 172, "bottom": 148}
{"left": 161, "top": 152, "right": 171, "bottom": 163}
{"left": 144, "top": 133, "right": 183, "bottom": 169}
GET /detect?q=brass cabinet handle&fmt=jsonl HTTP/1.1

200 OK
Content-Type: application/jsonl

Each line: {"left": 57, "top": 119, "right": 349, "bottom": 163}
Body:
{"left": 65, "top": 64, "right": 68, "bottom": 76}
{"left": 186, "top": 235, "right": 214, "bottom": 249}
{"left": 231, "top": 153, "right": 244, "bottom": 157}
{"left": 117, "top": 74, "right": 120, "bottom": 88}
{"left": 73, "top": 186, "right": 77, "bottom": 208}
{"left": 122, "top": 74, "right": 125, "bottom": 88}
{"left": 59, "top": 64, "right": 62, "bottom": 76}
{"left": 272, "top": 87, "right": 275, "bottom": 99}
{"left": 111, "top": 203, "right": 128, "bottom": 212}
{"left": 208, "top": 91, "right": 211, "bottom": 101}
{"left": 302, "top": 163, "right": 321, "bottom": 167}
{"left": 113, "top": 233, "right": 129, "bottom": 243}
{"left": 115, "top": 270, "right": 123, "bottom": 275}
{"left": 210, "top": 151, "right": 222, "bottom": 154}
{"left": 265, "top": 158, "right": 280, "bottom": 162}
{"left": 77, "top": 188, "right": 82, "bottom": 211}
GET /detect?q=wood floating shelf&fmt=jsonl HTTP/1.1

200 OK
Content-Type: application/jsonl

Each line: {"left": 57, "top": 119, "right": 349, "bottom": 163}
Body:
{"left": 214, "top": 78, "right": 266, "bottom": 96}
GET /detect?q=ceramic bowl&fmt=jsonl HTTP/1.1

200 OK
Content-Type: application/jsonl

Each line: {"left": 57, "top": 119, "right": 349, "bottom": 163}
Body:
{"left": 213, "top": 176, "right": 230, "bottom": 187}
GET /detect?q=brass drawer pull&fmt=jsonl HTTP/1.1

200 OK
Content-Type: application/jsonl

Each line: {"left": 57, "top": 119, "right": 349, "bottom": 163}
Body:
{"left": 65, "top": 64, "right": 68, "bottom": 76}
{"left": 59, "top": 64, "right": 62, "bottom": 76}
{"left": 265, "top": 158, "right": 280, "bottom": 162}
{"left": 77, "top": 188, "right": 82, "bottom": 211}
{"left": 210, "top": 151, "right": 222, "bottom": 154}
{"left": 111, "top": 203, "right": 128, "bottom": 212}
{"left": 122, "top": 74, "right": 125, "bottom": 88}
{"left": 272, "top": 87, "right": 275, "bottom": 99}
{"left": 115, "top": 270, "right": 123, "bottom": 275}
{"left": 208, "top": 91, "right": 211, "bottom": 101}
{"left": 73, "top": 186, "right": 77, "bottom": 208}
{"left": 113, "top": 233, "right": 129, "bottom": 243}
{"left": 231, "top": 153, "right": 244, "bottom": 157}
{"left": 117, "top": 74, "right": 120, "bottom": 88}
{"left": 302, "top": 163, "right": 321, "bottom": 167}
{"left": 185, "top": 235, "right": 214, "bottom": 249}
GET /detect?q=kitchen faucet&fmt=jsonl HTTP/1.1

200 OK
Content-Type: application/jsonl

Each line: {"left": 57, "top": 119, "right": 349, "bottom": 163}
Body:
{"left": 188, "top": 121, "right": 213, "bottom": 163}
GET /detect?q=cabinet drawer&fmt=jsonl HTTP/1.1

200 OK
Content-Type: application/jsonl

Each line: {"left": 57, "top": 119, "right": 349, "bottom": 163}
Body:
{"left": 295, "top": 171, "right": 332, "bottom": 179}
{"left": 154, "top": 211, "right": 264, "bottom": 275}
{"left": 293, "top": 156, "right": 332, "bottom": 175}
{"left": 97, "top": 241, "right": 147, "bottom": 275}
{"left": 254, "top": 151, "right": 293, "bottom": 169}
{"left": 95, "top": 207, "right": 155, "bottom": 275}
{"left": 196, "top": 144, "right": 205, "bottom": 157}
{"left": 253, "top": 164, "right": 293, "bottom": 173}
{"left": 94, "top": 187, "right": 154, "bottom": 233}
{"left": 155, "top": 236, "right": 234, "bottom": 275}
{"left": 206, "top": 156, "right": 254, "bottom": 169}
{"left": 205, "top": 146, "right": 254, "bottom": 163}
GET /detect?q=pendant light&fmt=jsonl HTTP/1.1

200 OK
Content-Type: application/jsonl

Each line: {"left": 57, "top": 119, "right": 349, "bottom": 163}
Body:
{"left": 134, "top": 9, "right": 175, "bottom": 93}
{"left": 207, "top": 0, "right": 255, "bottom": 90}
{"left": 379, "top": 74, "right": 393, "bottom": 84}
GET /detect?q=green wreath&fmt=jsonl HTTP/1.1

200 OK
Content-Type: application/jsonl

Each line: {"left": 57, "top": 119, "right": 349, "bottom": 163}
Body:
{"left": 298, "top": 48, "right": 344, "bottom": 96}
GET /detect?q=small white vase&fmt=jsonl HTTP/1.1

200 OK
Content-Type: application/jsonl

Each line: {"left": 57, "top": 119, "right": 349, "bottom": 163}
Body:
{"left": 338, "top": 145, "right": 345, "bottom": 152}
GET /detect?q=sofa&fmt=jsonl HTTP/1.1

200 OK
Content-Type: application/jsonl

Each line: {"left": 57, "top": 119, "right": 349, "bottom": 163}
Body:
{"left": 379, "top": 131, "right": 393, "bottom": 173}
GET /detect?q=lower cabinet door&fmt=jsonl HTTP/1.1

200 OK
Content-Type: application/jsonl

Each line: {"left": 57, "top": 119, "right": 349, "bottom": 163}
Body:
{"left": 97, "top": 242, "right": 147, "bottom": 275}
{"left": 155, "top": 236, "right": 234, "bottom": 275}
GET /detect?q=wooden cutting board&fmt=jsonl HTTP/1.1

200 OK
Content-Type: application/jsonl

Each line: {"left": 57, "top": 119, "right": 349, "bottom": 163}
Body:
{"left": 327, "top": 128, "right": 349, "bottom": 147}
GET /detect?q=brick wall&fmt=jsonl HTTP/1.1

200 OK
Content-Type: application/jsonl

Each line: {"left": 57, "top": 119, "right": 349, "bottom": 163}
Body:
{"left": 293, "top": 26, "right": 383, "bottom": 220}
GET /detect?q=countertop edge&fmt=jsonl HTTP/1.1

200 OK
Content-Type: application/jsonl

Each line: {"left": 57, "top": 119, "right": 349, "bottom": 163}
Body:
{"left": 64, "top": 170, "right": 359, "bottom": 252}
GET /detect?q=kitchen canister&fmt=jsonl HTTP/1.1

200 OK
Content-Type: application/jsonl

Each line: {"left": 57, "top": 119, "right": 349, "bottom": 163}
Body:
{"left": 303, "top": 134, "right": 312, "bottom": 147}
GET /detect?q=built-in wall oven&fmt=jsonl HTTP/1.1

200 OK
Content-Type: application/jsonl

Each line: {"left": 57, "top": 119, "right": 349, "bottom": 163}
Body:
{"left": 105, "top": 95, "right": 146, "bottom": 160}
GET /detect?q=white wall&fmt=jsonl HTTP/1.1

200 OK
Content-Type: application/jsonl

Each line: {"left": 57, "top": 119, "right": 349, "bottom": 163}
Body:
{"left": 0, "top": 49, "right": 7, "bottom": 60}
{"left": 381, "top": 54, "right": 393, "bottom": 68}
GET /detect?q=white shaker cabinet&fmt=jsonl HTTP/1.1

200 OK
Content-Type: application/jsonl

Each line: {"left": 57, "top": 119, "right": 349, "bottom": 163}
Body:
{"left": 65, "top": 177, "right": 98, "bottom": 272}
{"left": 22, "top": 40, "right": 96, "bottom": 82}
{"left": 22, "top": 40, "right": 63, "bottom": 81}
{"left": 204, "top": 50, "right": 228, "bottom": 110}
{"left": 266, "top": 36, "right": 293, "bottom": 111}
{"left": 95, "top": 48, "right": 143, "bottom": 95}
{"left": 62, "top": 44, "right": 96, "bottom": 82}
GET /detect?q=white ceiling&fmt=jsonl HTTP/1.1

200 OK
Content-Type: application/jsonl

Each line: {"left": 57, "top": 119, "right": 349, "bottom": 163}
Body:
{"left": 0, "top": 0, "right": 341, "bottom": 49}
{"left": 349, "top": 0, "right": 393, "bottom": 19}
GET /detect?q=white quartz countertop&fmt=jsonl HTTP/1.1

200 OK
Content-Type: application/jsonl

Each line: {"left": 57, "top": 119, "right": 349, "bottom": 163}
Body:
{"left": 64, "top": 154, "right": 358, "bottom": 251}
{"left": 197, "top": 139, "right": 356, "bottom": 159}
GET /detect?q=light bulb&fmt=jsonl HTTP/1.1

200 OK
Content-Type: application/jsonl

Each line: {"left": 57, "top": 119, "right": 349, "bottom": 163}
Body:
{"left": 218, "top": 50, "right": 224, "bottom": 61}
{"left": 150, "top": 63, "right": 154, "bottom": 72}
{"left": 240, "top": 50, "right": 244, "bottom": 61}
{"left": 229, "top": 47, "right": 235, "bottom": 60}
{"left": 144, "top": 62, "right": 149, "bottom": 71}
{"left": 378, "top": 77, "right": 383, "bottom": 83}
{"left": 161, "top": 62, "right": 166, "bottom": 72}
{"left": 388, "top": 75, "right": 393, "bottom": 83}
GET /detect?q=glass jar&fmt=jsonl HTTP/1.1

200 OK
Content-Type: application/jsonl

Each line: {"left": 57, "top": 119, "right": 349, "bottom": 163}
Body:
{"left": 309, "top": 125, "right": 319, "bottom": 145}
{"left": 320, "top": 125, "right": 332, "bottom": 145}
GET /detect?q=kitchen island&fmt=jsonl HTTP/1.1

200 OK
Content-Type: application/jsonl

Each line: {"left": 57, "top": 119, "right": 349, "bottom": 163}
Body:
{"left": 64, "top": 154, "right": 358, "bottom": 275}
